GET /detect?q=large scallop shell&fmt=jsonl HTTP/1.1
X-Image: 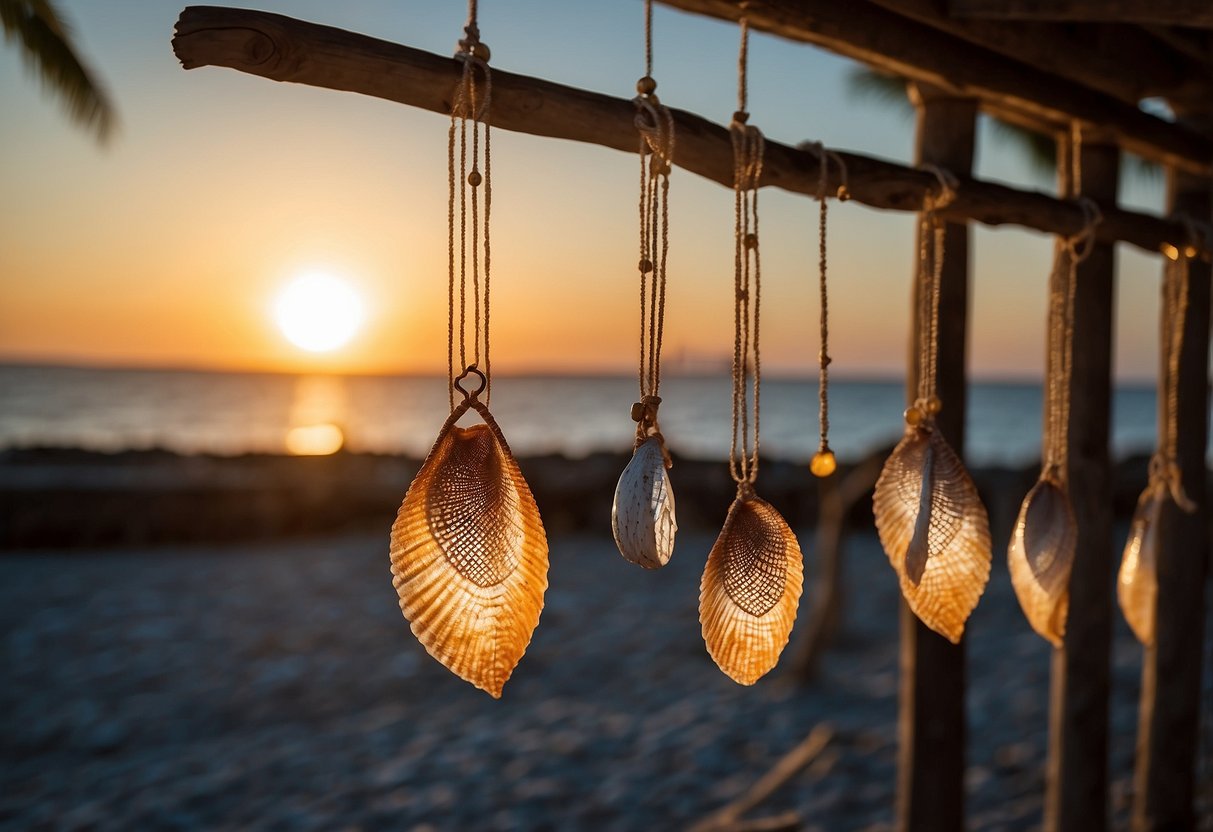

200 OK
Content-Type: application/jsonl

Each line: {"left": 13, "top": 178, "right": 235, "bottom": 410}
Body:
{"left": 1117, "top": 485, "right": 1165, "bottom": 646}
{"left": 389, "top": 401, "right": 548, "bottom": 698}
{"left": 612, "top": 436, "right": 677, "bottom": 568}
{"left": 1008, "top": 475, "right": 1076, "bottom": 647}
{"left": 700, "top": 491, "right": 804, "bottom": 685}
{"left": 873, "top": 426, "right": 992, "bottom": 643}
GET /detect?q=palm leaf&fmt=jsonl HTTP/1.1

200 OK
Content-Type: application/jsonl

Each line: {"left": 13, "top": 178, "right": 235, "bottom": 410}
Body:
{"left": 2, "top": 0, "right": 116, "bottom": 142}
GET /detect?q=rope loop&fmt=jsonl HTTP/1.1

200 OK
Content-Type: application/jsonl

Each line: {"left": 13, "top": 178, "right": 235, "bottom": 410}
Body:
{"left": 453, "top": 364, "right": 487, "bottom": 401}
{"left": 1064, "top": 196, "right": 1102, "bottom": 264}
{"left": 918, "top": 163, "right": 958, "bottom": 215}
{"left": 803, "top": 140, "right": 850, "bottom": 201}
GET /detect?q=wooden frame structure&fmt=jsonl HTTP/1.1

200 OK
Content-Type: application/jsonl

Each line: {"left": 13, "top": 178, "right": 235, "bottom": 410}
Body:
{"left": 172, "top": 5, "right": 1211, "bottom": 830}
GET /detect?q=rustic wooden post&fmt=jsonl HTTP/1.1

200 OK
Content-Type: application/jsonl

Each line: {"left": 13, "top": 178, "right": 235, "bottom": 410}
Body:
{"left": 1044, "top": 135, "right": 1119, "bottom": 832}
{"left": 898, "top": 83, "right": 977, "bottom": 832}
{"left": 1132, "top": 121, "right": 1212, "bottom": 831}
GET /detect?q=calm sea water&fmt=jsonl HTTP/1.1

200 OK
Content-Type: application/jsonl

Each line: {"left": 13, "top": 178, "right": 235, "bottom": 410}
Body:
{"left": 0, "top": 364, "right": 1164, "bottom": 467}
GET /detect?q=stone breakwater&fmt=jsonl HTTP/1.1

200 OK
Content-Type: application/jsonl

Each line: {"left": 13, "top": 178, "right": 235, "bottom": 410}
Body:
{"left": 0, "top": 447, "right": 1166, "bottom": 549}
{"left": 3, "top": 531, "right": 1209, "bottom": 830}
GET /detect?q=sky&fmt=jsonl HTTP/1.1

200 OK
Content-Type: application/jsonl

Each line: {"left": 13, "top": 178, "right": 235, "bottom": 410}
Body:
{"left": 0, "top": 0, "right": 1172, "bottom": 380}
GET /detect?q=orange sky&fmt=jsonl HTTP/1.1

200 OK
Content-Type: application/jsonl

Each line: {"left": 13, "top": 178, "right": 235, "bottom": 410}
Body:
{"left": 0, "top": 1, "right": 1172, "bottom": 380}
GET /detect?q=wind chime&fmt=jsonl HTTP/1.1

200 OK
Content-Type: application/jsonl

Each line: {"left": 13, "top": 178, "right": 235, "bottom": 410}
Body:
{"left": 873, "top": 167, "right": 992, "bottom": 644}
{"left": 1007, "top": 128, "right": 1099, "bottom": 647}
{"left": 612, "top": 0, "right": 678, "bottom": 570}
{"left": 1117, "top": 223, "right": 1199, "bottom": 646}
{"left": 389, "top": 2, "right": 549, "bottom": 699}
{"left": 700, "top": 18, "right": 805, "bottom": 686}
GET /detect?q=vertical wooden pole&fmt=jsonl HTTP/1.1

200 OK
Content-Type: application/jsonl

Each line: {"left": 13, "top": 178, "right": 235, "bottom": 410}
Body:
{"left": 898, "top": 84, "right": 977, "bottom": 832}
{"left": 1131, "top": 159, "right": 1211, "bottom": 832}
{"left": 1044, "top": 137, "right": 1119, "bottom": 832}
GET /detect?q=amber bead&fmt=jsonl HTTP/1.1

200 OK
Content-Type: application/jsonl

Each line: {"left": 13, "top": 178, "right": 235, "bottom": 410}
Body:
{"left": 926, "top": 396, "right": 942, "bottom": 414}
{"left": 810, "top": 449, "right": 837, "bottom": 478}
{"left": 904, "top": 406, "right": 925, "bottom": 426}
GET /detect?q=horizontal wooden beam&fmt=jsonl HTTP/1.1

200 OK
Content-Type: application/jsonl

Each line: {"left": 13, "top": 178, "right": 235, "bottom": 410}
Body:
{"left": 949, "top": 0, "right": 1213, "bottom": 28}
{"left": 656, "top": 0, "right": 1213, "bottom": 174}
{"left": 866, "top": 0, "right": 1210, "bottom": 106}
{"left": 171, "top": 6, "right": 1209, "bottom": 257}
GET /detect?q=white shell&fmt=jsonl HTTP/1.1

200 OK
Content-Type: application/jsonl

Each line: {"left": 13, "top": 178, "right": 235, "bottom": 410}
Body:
{"left": 611, "top": 436, "right": 677, "bottom": 568}
{"left": 1008, "top": 476, "right": 1076, "bottom": 647}
{"left": 1117, "top": 486, "right": 1165, "bottom": 646}
{"left": 873, "top": 426, "right": 992, "bottom": 643}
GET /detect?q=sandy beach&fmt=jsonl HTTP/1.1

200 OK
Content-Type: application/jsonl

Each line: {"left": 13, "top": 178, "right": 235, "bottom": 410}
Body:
{"left": 3, "top": 526, "right": 1208, "bottom": 831}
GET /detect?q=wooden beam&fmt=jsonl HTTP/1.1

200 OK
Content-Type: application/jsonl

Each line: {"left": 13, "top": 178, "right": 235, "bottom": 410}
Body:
{"left": 897, "top": 84, "right": 975, "bottom": 832}
{"left": 170, "top": 6, "right": 1210, "bottom": 256}
{"left": 655, "top": 0, "right": 1213, "bottom": 174}
{"left": 1044, "top": 139, "right": 1118, "bottom": 832}
{"left": 1132, "top": 163, "right": 1211, "bottom": 831}
{"left": 949, "top": 0, "right": 1213, "bottom": 28}
{"left": 866, "top": 0, "right": 1209, "bottom": 106}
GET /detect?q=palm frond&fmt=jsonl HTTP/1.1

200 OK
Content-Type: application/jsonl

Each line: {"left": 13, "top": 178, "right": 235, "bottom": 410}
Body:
{"left": 1, "top": 0, "right": 116, "bottom": 143}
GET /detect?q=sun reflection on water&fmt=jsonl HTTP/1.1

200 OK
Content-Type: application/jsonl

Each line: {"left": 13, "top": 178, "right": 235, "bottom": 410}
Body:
{"left": 285, "top": 376, "right": 347, "bottom": 456}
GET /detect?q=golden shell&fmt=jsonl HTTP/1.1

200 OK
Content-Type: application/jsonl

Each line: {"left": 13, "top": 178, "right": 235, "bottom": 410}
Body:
{"left": 1117, "top": 485, "right": 1165, "bottom": 646}
{"left": 390, "top": 401, "right": 548, "bottom": 698}
{"left": 612, "top": 436, "right": 677, "bottom": 568}
{"left": 1008, "top": 475, "right": 1076, "bottom": 647}
{"left": 700, "top": 491, "right": 804, "bottom": 685}
{"left": 873, "top": 426, "right": 992, "bottom": 643}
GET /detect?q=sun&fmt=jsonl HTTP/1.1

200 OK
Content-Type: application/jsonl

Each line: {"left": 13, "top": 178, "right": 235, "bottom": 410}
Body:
{"left": 273, "top": 273, "right": 365, "bottom": 352}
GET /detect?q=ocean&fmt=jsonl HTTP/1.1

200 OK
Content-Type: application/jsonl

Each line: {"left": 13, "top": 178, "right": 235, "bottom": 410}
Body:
{"left": 0, "top": 364, "right": 1164, "bottom": 467}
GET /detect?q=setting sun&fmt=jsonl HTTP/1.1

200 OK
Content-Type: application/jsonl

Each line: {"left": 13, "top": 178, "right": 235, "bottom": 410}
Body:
{"left": 273, "top": 274, "right": 365, "bottom": 353}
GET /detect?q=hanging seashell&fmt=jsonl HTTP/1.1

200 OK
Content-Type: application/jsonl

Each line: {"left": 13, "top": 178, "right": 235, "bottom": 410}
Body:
{"left": 1117, "top": 485, "right": 1165, "bottom": 646}
{"left": 390, "top": 401, "right": 548, "bottom": 698}
{"left": 700, "top": 490, "right": 804, "bottom": 685}
{"left": 1008, "top": 475, "right": 1076, "bottom": 647}
{"left": 873, "top": 425, "right": 992, "bottom": 643}
{"left": 612, "top": 436, "right": 677, "bottom": 568}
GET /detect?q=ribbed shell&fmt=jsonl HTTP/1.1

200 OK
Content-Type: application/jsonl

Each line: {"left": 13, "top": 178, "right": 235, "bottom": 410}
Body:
{"left": 612, "top": 436, "right": 677, "bottom": 568}
{"left": 700, "top": 492, "right": 804, "bottom": 685}
{"left": 1117, "top": 486, "right": 1164, "bottom": 646}
{"left": 873, "top": 426, "right": 992, "bottom": 643}
{"left": 1008, "top": 476, "right": 1076, "bottom": 647}
{"left": 389, "top": 400, "right": 548, "bottom": 698}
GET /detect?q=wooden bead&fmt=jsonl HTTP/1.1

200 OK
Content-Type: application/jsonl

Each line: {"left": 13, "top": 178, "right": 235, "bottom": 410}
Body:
{"left": 467, "top": 171, "right": 482, "bottom": 187}
{"left": 470, "top": 42, "right": 490, "bottom": 61}
{"left": 636, "top": 75, "right": 657, "bottom": 95}
{"left": 810, "top": 450, "right": 837, "bottom": 478}
{"left": 638, "top": 258, "right": 653, "bottom": 274}
{"left": 744, "top": 233, "right": 758, "bottom": 250}
{"left": 926, "top": 396, "right": 943, "bottom": 414}
{"left": 904, "top": 406, "right": 925, "bottom": 426}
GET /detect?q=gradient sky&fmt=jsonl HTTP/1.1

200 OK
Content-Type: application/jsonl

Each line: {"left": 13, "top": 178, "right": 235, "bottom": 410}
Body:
{"left": 0, "top": 0, "right": 1171, "bottom": 379}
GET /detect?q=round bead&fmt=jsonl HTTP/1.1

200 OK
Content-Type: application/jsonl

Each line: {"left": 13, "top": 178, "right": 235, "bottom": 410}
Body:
{"left": 904, "top": 406, "right": 925, "bottom": 426}
{"left": 744, "top": 233, "right": 759, "bottom": 250}
{"left": 467, "top": 171, "right": 483, "bottom": 187}
{"left": 733, "top": 111, "right": 749, "bottom": 124}
{"left": 650, "top": 159, "right": 671, "bottom": 177}
{"left": 470, "top": 42, "right": 491, "bottom": 61}
{"left": 638, "top": 258, "right": 654, "bottom": 274}
{"left": 926, "top": 395, "right": 943, "bottom": 414}
{"left": 636, "top": 75, "right": 657, "bottom": 95}
{"left": 810, "top": 450, "right": 837, "bottom": 478}
{"left": 837, "top": 186, "right": 851, "bottom": 202}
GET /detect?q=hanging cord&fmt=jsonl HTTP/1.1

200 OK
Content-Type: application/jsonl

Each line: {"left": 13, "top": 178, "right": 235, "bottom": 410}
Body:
{"left": 803, "top": 141, "right": 850, "bottom": 477}
{"left": 632, "top": 0, "right": 676, "bottom": 452}
{"left": 906, "top": 164, "right": 957, "bottom": 427}
{"left": 1151, "top": 216, "right": 1198, "bottom": 512}
{"left": 1043, "top": 129, "right": 1101, "bottom": 483}
{"left": 447, "top": 2, "right": 493, "bottom": 409}
{"left": 729, "top": 16, "right": 765, "bottom": 489}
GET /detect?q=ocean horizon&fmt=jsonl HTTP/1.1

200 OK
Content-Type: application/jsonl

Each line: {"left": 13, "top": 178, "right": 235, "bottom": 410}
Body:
{"left": 0, "top": 362, "right": 1171, "bottom": 467}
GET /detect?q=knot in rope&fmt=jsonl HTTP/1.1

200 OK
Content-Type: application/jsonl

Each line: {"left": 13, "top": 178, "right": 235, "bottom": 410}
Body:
{"left": 634, "top": 94, "right": 675, "bottom": 173}
{"left": 803, "top": 140, "right": 850, "bottom": 201}
{"left": 730, "top": 117, "right": 765, "bottom": 192}
{"left": 1064, "top": 197, "right": 1102, "bottom": 264}
{"left": 918, "top": 163, "right": 958, "bottom": 215}
{"left": 1148, "top": 453, "right": 1197, "bottom": 513}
